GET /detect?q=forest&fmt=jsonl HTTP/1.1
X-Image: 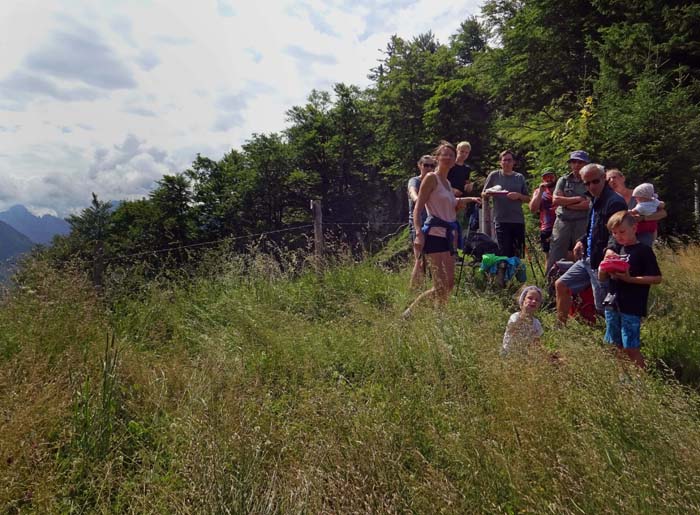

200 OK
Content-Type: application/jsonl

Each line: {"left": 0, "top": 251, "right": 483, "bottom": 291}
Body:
{"left": 47, "top": 0, "right": 700, "bottom": 269}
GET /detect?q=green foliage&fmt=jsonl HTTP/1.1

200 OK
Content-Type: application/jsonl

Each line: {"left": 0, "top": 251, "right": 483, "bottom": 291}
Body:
{"left": 642, "top": 246, "right": 700, "bottom": 384}
{"left": 592, "top": 1, "right": 700, "bottom": 87}
{"left": 66, "top": 193, "right": 113, "bottom": 244}
{"left": 61, "top": 193, "right": 113, "bottom": 262}
{"left": 368, "top": 33, "right": 459, "bottom": 185}
{"left": 185, "top": 151, "right": 247, "bottom": 239}
{"left": 449, "top": 16, "right": 489, "bottom": 66}
{"left": 109, "top": 198, "right": 160, "bottom": 255}
{"left": 587, "top": 71, "right": 700, "bottom": 234}
{"left": 423, "top": 77, "right": 492, "bottom": 164}
{"left": 481, "top": 0, "right": 600, "bottom": 114}
{"left": 149, "top": 174, "right": 195, "bottom": 250}
{"left": 286, "top": 85, "right": 383, "bottom": 223}
{"left": 241, "top": 133, "right": 296, "bottom": 229}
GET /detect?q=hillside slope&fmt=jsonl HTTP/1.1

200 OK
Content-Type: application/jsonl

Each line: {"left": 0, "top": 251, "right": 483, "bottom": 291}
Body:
{"left": 1, "top": 248, "right": 699, "bottom": 512}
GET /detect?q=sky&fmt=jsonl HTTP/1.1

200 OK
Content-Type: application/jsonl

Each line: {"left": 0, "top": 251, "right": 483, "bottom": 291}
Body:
{"left": 0, "top": 0, "right": 481, "bottom": 217}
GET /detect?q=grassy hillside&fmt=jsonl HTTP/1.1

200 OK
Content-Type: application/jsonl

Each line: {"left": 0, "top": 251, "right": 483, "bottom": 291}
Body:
{"left": 1, "top": 246, "right": 700, "bottom": 513}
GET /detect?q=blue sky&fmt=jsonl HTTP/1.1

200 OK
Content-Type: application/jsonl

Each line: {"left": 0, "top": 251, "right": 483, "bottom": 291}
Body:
{"left": 0, "top": 0, "right": 480, "bottom": 216}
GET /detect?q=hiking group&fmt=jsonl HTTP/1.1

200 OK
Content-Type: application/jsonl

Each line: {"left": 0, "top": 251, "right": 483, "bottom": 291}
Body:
{"left": 405, "top": 141, "right": 665, "bottom": 369}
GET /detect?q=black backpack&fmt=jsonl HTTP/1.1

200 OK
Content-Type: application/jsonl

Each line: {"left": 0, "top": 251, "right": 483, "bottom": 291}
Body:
{"left": 462, "top": 232, "right": 499, "bottom": 262}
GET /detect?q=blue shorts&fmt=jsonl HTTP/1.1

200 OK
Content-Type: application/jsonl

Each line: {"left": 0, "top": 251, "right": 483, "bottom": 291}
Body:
{"left": 558, "top": 258, "right": 609, "bottom": 312}
{"left": 604, "top": 310, "right": 642, "bottom": 349}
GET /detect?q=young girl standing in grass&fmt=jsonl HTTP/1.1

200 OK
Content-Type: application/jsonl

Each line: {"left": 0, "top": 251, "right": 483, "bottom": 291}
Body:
{"left": 501, "top": 285, "right": 544, "bottom": 356}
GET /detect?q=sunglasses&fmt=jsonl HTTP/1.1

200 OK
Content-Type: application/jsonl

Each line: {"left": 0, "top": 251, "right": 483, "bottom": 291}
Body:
{"left": 422, "top": 162, "right": 436, "bottom": 168}
{"left": 583, "top": 178, "right": 602, "bottom": 187}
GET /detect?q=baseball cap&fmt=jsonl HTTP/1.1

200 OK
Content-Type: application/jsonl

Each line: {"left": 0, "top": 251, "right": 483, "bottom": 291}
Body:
{"left": 567, "top": 150, "right": 590, "bottom": 163}
{"left": 541, "top": 167, "right": 556, "bottom": 178}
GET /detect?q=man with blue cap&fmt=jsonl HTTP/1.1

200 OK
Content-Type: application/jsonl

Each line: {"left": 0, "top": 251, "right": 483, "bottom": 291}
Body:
{"left": 546, "top": 150, "right": 592, "bottom": 272}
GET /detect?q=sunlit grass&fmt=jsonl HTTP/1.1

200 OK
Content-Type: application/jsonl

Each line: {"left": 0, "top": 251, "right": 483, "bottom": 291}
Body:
{"left": 1, "top": 246, "right": 700, "bottom": 512}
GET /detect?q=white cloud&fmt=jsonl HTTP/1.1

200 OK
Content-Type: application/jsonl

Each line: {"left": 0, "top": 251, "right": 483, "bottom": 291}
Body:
{"left": 0, "top": 0, "right": 481, "bottom": 216}
{"left": 24, "top": 22, "right": 137, "bottom": 90}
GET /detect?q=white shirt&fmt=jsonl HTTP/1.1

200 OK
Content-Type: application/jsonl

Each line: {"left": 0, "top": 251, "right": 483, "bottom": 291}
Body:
{"left": 501, "top": 312, "right": 543, "bottom": 356}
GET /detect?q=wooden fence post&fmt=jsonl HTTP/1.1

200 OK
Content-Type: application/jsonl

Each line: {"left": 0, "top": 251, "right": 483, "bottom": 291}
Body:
{"left": 93, "top": 238, "right": 104, "bottom": 293}
{"left": 480, "top": 200, "right": 495, "bottom": 240}
{"left": 310, "top": 199, "right": 324, "bottom": 269}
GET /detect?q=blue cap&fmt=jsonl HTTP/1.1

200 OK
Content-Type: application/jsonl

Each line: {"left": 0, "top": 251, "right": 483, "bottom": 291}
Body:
{"left": 567, "top": 150, "right": 590, "bottom": 163}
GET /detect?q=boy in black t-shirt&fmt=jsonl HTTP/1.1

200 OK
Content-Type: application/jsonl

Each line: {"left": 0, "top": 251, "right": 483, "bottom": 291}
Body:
{"left": 447, "top": 141, "right": 473, "bottom": 197}
{"left": 598, "top": 211, "right": 662, "bottom": 368}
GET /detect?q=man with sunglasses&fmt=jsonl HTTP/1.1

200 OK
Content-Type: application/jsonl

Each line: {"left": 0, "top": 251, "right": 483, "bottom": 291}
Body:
{"left": 555, "top": 163, "right": 627, "bottom": 324}
{"left": 547, "top": 150, "right": 592, "bottom": 272}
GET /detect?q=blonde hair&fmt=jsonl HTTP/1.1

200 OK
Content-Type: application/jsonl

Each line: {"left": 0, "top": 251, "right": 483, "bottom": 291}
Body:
{"left": 457, "top": 141, "right": 471, "bottom": 151}
{"left": 607, "top": 210, "right": 636, "bottom": 230}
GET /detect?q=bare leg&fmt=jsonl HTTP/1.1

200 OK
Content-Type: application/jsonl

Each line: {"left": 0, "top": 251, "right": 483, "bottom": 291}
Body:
{"left": 409, "top": 247, "right": 425, "bottom": 290}
{"left": 404, "top": 251, "right": 454, "bottom": 315}
{"left": 431, "top": 251, "right": 455, "bottom": 304}
{"left": 555, "top": 279, "right": 572, "bottom": 325}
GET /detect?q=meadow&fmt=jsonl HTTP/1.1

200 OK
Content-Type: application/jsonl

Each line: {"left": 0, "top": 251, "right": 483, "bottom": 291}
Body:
{"left": 1, "top": 243, "right": 700, "bottom": 513}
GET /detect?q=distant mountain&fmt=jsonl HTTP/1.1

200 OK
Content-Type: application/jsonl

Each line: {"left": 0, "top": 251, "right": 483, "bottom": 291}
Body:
{"left": 0, "top": 220, "right": 35, "bottom": 261}
{"left": 0, "top": 205, "right": 71, "bottom": 245}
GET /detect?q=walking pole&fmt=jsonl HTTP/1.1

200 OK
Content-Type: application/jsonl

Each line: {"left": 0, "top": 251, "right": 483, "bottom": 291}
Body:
{"left": 524, "top": 245, "right": 538, "bottom": 280}
{"left": 525, "top": 234, "right": 545, "bottom": 278}
{"left": 455, "top": 249, "right": 466, "bottom": 296}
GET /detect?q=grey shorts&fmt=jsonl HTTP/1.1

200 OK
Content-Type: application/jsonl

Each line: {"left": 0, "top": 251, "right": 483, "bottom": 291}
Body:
{"left": 558, "top": 258, "right": 609, "bottom": 312}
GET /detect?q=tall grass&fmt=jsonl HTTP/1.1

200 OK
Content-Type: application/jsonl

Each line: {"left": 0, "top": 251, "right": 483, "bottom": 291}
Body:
{"left": 642, "top": 245, "right": 700, "bottom": 384}
{"left": 1, "top": 247, "right": 700, "bottom": 513}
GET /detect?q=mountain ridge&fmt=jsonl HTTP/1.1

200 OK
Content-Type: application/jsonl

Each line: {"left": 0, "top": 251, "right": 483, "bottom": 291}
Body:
{"left": 0, "top": 204, "right": 70, "bottom": 245}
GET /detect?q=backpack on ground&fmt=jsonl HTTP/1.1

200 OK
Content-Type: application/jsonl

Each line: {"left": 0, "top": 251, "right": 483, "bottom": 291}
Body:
{"left": 462, "top": 232, "right": 499, "bottom": 262}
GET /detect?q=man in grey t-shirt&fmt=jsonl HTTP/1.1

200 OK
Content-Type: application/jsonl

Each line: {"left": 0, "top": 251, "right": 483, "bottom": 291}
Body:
{"left": 546, "top": 150, "right": 592, "bottom": 272}
{"left": 482, "top": 150, "right": 529, "bottom": 257}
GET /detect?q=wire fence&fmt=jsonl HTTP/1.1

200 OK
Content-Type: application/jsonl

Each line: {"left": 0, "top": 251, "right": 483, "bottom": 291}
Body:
{"left": 95, "top": 220, "right": 407, "bottom": 266}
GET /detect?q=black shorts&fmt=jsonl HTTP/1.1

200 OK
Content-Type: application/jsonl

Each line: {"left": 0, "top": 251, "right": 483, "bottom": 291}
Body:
{"left": 424, "top": 235, "right": 450, "bottom": 254}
